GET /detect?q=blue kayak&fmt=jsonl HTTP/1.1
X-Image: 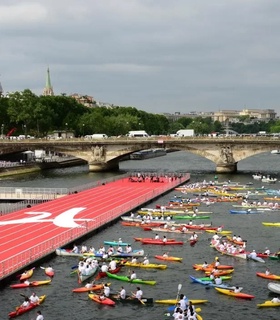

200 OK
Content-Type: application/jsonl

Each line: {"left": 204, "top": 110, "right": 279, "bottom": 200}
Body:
{"left": 229, "top": 209, "right": 263, "bottom": 214}
{"left": 104, "top": 241, "right": 131, "bottom": 246}
{"left": 189, "top": 275, "right": 235, "bottom": 289}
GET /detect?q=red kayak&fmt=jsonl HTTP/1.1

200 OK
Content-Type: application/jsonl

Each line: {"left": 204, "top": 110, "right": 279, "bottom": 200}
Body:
{"left": 10, "top": 279, "right": 51, "bottom": 289}
{"left": 96, "top": 266, "right": 122, "bottom": 279}
{"left": 44, "top": 267, "right": 55, "bottom": 277}
{"left": 8, "top": 295, "right": 46, "bottom": 318}
{"left": 134, "top": 237, "right": 175, "bottom": 242}
{"left": 141, "top": 239, "right": 184, "bottom": 245}
{"left": 88, "top": 293, "right": 115, "bottom": 305}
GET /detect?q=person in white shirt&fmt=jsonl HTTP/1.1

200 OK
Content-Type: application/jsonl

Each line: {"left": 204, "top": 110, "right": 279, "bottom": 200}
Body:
{"left": 81, "top": 244, "right": 87, "bottom": 253}
{"left": 126, "top": 244, "right": 132, "bottom": 253}
{"left": 133, "top": 287, "right": 143, "bottom": 299}
{"left": 233, "top": 286, "right": 242, "bottom": 293}
{"left": 265, "top": 268, "right": 270, "bottom": 275}
{"left": 101, "top": 263, "right": 108, "bottom": 273}
{"left": 109, "top": 259, "right": 117, "bottom": 271}
{"left": 143, "top": 257, "right": 149, "bottom": 265}
{"left": 163, "top": 235, "right": 167, "bottom": 243}
{"left": 249, "top": 250, "right": 257, "bottom": 259}
{"left": 154, "top": 234, "right": 160, "bottom": 240}
{"left": 271, "top": 297, "right": 280, "bottom": 303}
{"left": 119, "top": 286, "right": 126, "bottom": 299}
{"left": 236, "top": 236, "right": 243, "bottom": 242}
{"left": 131, "top": 257, "right": 138, "bottom": 264}
{"left": 21, "top": 297, "right": 30, "bottom": 308}
{"left": 117, "top": 245, "right": 123, "bottom": 253}
{"left": 103, "top": 283, "right": 110, "bottom": 297}
{"left": 72, "top": 244, "right": 78, "bottom": 253}
{"left": 212, "top": 233, "right": 220, "bottom": 241}
{"left": 264, "top": 247, "right": 270, "bottom": 255}
{"left": 130, "top": 271, "right": 137, "bottom": 280}
{"left": 36, "top": 311, "right": 44, "bottom": 320}
{"left": 214, "top": 276, "right": 222, "bottom": 285}
{"left": 29, "top": 293, "right": 39, "bottom": 304}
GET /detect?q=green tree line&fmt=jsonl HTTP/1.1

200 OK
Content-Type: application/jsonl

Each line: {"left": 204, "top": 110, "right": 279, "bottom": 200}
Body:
{"left": 0, "top": 89, "right": 278, "bottom": 137}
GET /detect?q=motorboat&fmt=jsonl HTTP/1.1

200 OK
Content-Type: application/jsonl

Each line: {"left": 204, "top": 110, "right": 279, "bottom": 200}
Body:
{"left": 261, "top": 176, "right": 277, "bottom": 183}
{"left": 252, "top": 173, "right": 262, "bottom": 180}
{"left": 271, "top": 150, "right": 280, "bottom": 155}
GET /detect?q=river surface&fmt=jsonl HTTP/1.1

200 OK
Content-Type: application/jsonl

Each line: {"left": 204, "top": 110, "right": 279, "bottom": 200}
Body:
{"left": 1, "top": 151, "right": 279, "bottom": 320}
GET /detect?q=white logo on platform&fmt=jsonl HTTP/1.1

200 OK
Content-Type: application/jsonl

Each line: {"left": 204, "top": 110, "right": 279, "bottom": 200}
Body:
{"left": 0, "top": 208, "right": 92, "bottom": 228}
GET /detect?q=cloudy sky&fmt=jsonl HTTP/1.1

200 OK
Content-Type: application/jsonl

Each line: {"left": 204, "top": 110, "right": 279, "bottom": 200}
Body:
{"left": 1, "top": 0, "right": 280, "bottom": 114}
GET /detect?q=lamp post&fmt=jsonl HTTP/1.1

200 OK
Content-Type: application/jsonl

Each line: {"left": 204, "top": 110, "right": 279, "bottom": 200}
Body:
{"left": 65, "top": 123, "right": 68, "bottom": 139}
{"left": 82, "top": 123, "right": 85, "bottom": 137}
{"left": 1, "top": 124, "right": 4, "bottom": 138}
{"left": 23, "top": 124, "right": 27, "bottom": 138}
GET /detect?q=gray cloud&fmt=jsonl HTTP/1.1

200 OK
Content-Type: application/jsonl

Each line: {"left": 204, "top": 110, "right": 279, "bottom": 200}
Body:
{"left": 1, "top": 0, "right": 280, "bottom": 114}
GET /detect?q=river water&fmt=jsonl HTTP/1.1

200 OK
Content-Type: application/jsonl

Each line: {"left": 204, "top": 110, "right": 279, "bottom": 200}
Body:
{"left": 1, "top": 151, "right": 279, "bottom": 320}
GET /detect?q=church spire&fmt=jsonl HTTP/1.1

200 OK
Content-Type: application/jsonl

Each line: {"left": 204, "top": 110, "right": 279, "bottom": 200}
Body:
{"left": 43, "top": 67, "right": 54, "bottom": 96}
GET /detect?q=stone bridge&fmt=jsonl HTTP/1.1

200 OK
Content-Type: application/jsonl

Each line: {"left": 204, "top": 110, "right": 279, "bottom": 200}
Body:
{"left": 0, "top": 137, "right": 279, "bottom": 173}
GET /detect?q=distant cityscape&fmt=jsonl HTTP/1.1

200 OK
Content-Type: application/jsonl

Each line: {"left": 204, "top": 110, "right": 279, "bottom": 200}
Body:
{"left": 0, "top": 68, "right": 277, "bottom": 124}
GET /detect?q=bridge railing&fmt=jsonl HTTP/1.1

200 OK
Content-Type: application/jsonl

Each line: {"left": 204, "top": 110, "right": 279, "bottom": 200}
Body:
{"left": 0, "top": 174, "right": 189, "bottom": 280}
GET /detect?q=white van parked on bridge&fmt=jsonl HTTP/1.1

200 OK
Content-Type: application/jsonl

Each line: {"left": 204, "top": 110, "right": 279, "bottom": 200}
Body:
{"left": 127, "top": 130, "right": 149, "bottom": 138}
{"left": 85, "top": 134, "right": 108, "bottom": 139}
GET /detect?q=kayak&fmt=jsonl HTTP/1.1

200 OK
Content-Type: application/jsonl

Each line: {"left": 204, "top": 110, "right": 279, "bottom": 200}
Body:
{"left": 247, "top": 254, "right": 265, "bottom": 263}
{"left": 104, "top": 241, "right": 131, "bottom": 246}
{"left": 257, "top": 300, "right": 280, "bottom": 308}
{"left": 230, "top": 209, "right": 262, "bottom": 214}
{"left": 10, "top": 279, "right": 51, "bottom": 288}
{"left": 92, "top": 249, "right": 145, "bottom": 258}
{"left": 106, "top": 272, "right": 156, "bottom": 285}
{"left": 134, "top": 237, "right": 175, "bottom": 242}
{"left": 110, "top": 294, "right": 153, "bottom": 304}
{"left": 121, "top": 261, "right": 167, "bottom": 269}
{"left": 215, "top": 287, "right": 255, "bottom": 299}
{"left": 154, "top": 255, "right": 183, "bottom": 262}
{"left": 8, "top": 295, "right": 46, "bottom": 318}
{"left": 19, "top": 267, "right": 35, "bottom": 281}
{"left": 269, "top": 255, "right": 280, "bottom": 260}
{"left": 268, "top": 282, "right": 280, "bottom": 294}
{"left": 96, "top": 266, "right": 122, "bottom": 279}
{"left": 78, "top": 265, "right": 98, "bottom": 283}
{"left": 55, "top": 248, "right": 84, "bottom": 257}
{"left": 141, "top": 239, "right": 184, "bottom": 245}
{"left": 197, "top": 276, "right": 232, "bottom": 281}
{"left": 155, "top": 299, "right": 208, "bottom": 305}
{"left": 256, "top": 272, "right": 280, "bottom": 280}
{"left": 205, "top": 269, "right": 234, "bottom": 276}
{"left": 262, "top": 222, "right": 280, "bottom": 227}
{"left": 88, "top": 293, "right": 115, "bottom": 306}
{"left": 193, "top": 264, "right": 234, "bottom": 271}
{"left": 44, "top": 267, "right": 55, "bottom": 277}
{"left": 205, "top": 229, "right": 232, "bottom": 235}
{"left": 189, "top": 275, "right": 235, "bottom": 289}
{"left": 173, "top": 215, "right": 210, "bottom": 220}
{"left": 72, "top": 283, "right": 110, "bottom": 292}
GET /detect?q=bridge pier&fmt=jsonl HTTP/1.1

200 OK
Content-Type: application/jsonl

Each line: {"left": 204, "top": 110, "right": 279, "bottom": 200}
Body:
{"left": 216, "top": 163, "right": 237, "bottom": 173}
{"left": 88, "top": 161, "right": 119, "bottom": 172}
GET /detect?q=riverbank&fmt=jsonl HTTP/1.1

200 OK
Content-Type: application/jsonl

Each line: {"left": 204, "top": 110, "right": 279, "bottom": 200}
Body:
{"left": 0, "top": 157, "right": 86, "bottom": 178}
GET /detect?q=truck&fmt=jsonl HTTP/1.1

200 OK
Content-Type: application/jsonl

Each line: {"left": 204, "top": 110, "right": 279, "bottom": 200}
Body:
{"left": 176, "top": 129, "right": 195, "bottom": 137}
{"left": 127, "top": 130, "right": 149, "bottom": 138}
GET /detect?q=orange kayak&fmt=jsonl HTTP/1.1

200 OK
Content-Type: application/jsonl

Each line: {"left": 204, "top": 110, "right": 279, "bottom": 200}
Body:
{"left": 73, "top": 283, "right": 110, "bottom": 292}
{"left": 205, "top": 269, "right": 234, "bottom": 276}
{"left": 193, "top": 264, "right": 234, "bottom": 271}
{"left": 256, "top": 272, "right": 280, "bottom": 280}
{"left": 215, "top": 287, "right": 255, "bottom": 299}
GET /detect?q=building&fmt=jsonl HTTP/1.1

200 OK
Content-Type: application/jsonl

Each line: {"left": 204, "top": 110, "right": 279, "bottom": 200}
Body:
{"left": 69, "top": 94, "right": 95, "bottom": 107}
{"left": 42, "top": 67, "right": 54, "bottom": 96}
{"left": 213, "top": 109, "right": 276, "bottom": 123}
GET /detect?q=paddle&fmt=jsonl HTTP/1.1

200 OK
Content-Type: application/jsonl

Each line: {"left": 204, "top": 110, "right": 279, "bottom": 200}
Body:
{"left": 175, "top": 283, "right": 182, "bottom": 306}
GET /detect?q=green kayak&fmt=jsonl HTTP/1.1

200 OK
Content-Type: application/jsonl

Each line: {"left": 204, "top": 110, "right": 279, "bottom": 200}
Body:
{"left": 269, "top": 255, "right": 280, "bottom": 261}
{"left": 173, "top": 215, "right": 210, "bottom": 220}
{"left": 106, "top": 272, "right": 156, "bottom": 285}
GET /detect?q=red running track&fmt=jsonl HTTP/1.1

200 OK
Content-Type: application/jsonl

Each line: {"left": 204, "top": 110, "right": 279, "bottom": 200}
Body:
{"left": 0, "top": 175, "right": 189, "bottom": 280}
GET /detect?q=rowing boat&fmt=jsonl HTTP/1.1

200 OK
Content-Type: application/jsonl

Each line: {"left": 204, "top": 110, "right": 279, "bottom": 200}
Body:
{"left": 121, "top": 261, "right": 167, "bottom": 269}
{"left": 88, "top": 293, "right": 115, "bottom": 306}
{"left": 55, "top": 248, "right": 83, "bottom": 257}
{"left": 10, "top": 280, "right": 51, "bottom": 289}
{"left": 256, "top": 272, "right": 280, "bottom": 280}
{"left": 8, "top": 295, "right": 46, "bottom": 318}
{"left": 154, "top": 255, "right": 183, "bottom": 262}
{"left": 78, "top": 265, "right": 98, "bottom": 283}
{"left": 215, "top": 287, "right": 255, "bottom": 299}
{"left": 106, "top": 272, "right": 156, "bottom": 285}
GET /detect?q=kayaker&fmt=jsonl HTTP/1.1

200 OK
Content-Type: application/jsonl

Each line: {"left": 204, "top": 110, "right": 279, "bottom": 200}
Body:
{"left": 85, "top": 280, "right": 95, "bottom": 288}
{"left": 248, "top": 250, "right": 257, "bottom": 259}
{"left": 143, "top": 256, "right": 149, "bottom": 265}
{"left": 264, "top": 247, "right": 270, "bottom": 255}
{"left": 118, "top": 286, "right": 126, "bottom": 299}
{"left": 186, "top": 301, "right": 197, "bottom": 320}
{"left": 101, "top": 262, "right": 108, "bottom": 272}
{"left": 178, "top": 293, "right": 188, "bottom": 311}
{"left": 154, "top": 234, "right": 160, "bottom": 239}
{"left": 129, "top": 270, "right": 137, "bottom": 280}
{"left": 29, "top": 292, "right": 40, "bottom": 304}
{"left": 214, "top": 257, "right": 220, "bottom": 267}
{"left": 21, "top": 297, "right": 30, "bottom": 308}
{"left": 131, "top": 257, "right": 138, "bottom": 264}
{"left": 202, "top": 261, "right": 208, "bottom": 269}
{"left": 163, "top": 235, "right": 167, "bottom": 243}
{"left": 80, "top": 244, "right": 88, "bottom": 253}
{"left": 132, "top": 286, "right": 143, "bottom": 300}
{"left": 233, "top": 286, "right": 242, "bottom": 293}
{"left": 163, "top": 252, "right": 169, "bottom": 258}
{"left": 271, "top": 297, "right": 280, "bottom": 303}
{"left": 99, "top": 292, "right": 106, "bottom": 301}
{"left": 214, "top": 275, "right": 222, "bottom": 285}
{"left": 109, "top": 259, "right": 117, "bottom": 271}
{"left": 72, "top": 244, "right": 79, "bottom": 253}
{"left": 36, "top": 311, "right": 44, "bottom": 320}
{"left": 117, "top": 245, "right": 123, "bottom": 253}
{"left": 265, "top": 268, "right": 270, "bottom": 275}
{"left": 126, "top": 244, "right": 132, "bottom": 253}
{"left": 24, "top": 280, "right": 30, "bottom": 285}
{"left": 104, "top": 283, "right": 110, "bottom": 297}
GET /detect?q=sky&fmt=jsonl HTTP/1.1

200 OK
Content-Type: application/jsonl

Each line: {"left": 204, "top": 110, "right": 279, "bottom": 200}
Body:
{"left": 1, "top": 0, "right": 280, "bottom": 114}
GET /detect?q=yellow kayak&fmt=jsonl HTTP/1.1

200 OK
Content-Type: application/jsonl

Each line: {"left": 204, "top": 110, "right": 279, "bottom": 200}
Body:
{"left": 155, "top": 299, "right": 208, "bottom": 304}
{"left": 257, "top": 300, "right": 280, "bottom": 308}
{"left": 262, "top": 222, "right": 280, "bottom": 227}
{"left": 205, "top": 229, "right": 232, "bottom": 235}
{"left": 122, "top": 261, "right": 167, "bottom": 270}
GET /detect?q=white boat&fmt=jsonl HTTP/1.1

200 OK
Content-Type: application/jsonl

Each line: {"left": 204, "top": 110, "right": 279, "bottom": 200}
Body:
{"left": 271, "top": 150, "right": 280, "bottom": 155}
{"left": 268, "top": 282, "right": 280, "bottom": 294}
{"left": 55, "top": 248, "right": 84, "bottom": 257}
{"left": 261, "top": 176, "right": 277, "bottom": 183}
{"left": 252, "top": 173, "right": 262, "bottom": 180}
